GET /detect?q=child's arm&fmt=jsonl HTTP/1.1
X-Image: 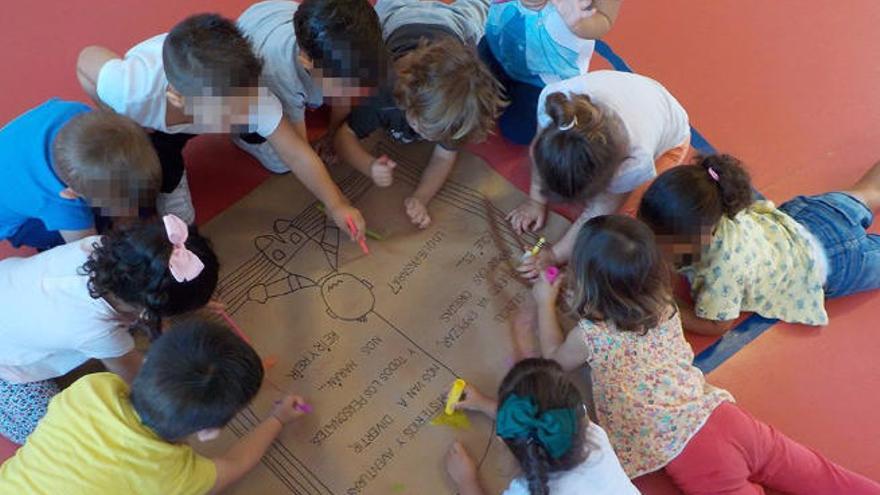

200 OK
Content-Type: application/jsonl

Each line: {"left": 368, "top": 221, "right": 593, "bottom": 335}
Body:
{"left": 509, "top": 159, "right": 550, "bottom": 234}
{"left": 210, "top": 395, "right": 307, "bottom": 494}
{"left": 76, "top": 46, "right": 119, "bottom": 110}
{"left": 532, "top": 274, "right": 590, "bottom": 372}
{"left": 334, "top": 122, "right": 387, "bottom": 178}
{"left": 405, "top": 145, "right": 458, "bottom": 229}
{"left": 266, "top": 119, "right": 366, "bottom": 240}
{"left": 552, "top": 0, "right": 622, "bottom": 39}
{"left": 453, "top": 383, "right": 498, "bottom": 420}
{"left": 101, "top": 349, "right": 143, "bottom": 384}
{"left": 677, "top": 299, "right": 737, "bottom": 336}
{"left": 445, "top": 442, "right": 487, "bottom": 495}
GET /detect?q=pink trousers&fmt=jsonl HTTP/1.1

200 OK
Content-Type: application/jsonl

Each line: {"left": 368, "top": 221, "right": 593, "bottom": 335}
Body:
{"left": 665, "top": 402, "right": 880, "bottom": 495}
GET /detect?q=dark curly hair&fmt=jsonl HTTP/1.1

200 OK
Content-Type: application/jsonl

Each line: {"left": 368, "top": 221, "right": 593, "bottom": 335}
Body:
{"left": 80, "top": 219, "right": 219, "bottom": 339}
{"left": 497, "top": 359, "right": 591, "bottom": 495}
{"left": 638, "top": 154, "right": 754, "bottom": 237}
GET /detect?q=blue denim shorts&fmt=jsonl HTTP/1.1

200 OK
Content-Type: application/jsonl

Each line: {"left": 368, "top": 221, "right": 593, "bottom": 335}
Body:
{"left": 779, "top": 192, "right": 880, "bottom": 298}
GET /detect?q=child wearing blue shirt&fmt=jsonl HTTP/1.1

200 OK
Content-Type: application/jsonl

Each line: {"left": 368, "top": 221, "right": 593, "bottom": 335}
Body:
{"left": 480, "top": 0, "right": 621, "bottom": 144}
{"left": 0, "top": 99, "right": 160, "bottom": 250}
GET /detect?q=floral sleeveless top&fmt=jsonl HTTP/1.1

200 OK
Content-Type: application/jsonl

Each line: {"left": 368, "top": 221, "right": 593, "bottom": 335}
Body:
{"left": 577, "top": 310, "right": 733, "bottom": 478}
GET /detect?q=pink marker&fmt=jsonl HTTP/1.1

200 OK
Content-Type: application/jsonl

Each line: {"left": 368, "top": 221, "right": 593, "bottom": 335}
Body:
{"left": 545, "top": 266, "right": 560, "bottom": 284}
{"left": 296, "top": 403, "right": 313, "bottom": 414}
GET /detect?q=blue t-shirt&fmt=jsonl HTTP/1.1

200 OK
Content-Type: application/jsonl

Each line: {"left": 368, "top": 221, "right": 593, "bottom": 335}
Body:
{"left": 485, "top": 1, "right": 596, "bottom": 87}
{"left": 0, "top": 99, "right": 94, "bottom": 240}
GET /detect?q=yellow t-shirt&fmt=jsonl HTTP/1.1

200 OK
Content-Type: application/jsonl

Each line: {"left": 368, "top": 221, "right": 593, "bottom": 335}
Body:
{"left": 0, "top": 373, "right": 217, "bottom": 495}
{"left": 680, "top": 200, "right": 828, "bottom": 325}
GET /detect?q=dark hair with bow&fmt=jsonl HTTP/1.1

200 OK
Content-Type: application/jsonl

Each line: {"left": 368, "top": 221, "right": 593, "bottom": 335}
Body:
{"left": 496, "top": 358, "right": 592, "bottom": 495}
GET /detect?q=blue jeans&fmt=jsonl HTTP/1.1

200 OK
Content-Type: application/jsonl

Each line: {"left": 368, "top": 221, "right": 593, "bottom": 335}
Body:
{"left": 779, "top": 192, "right": 880, "bottom": 298}
{"left": 477, "top": 38, "right": 542, "bottom": 146}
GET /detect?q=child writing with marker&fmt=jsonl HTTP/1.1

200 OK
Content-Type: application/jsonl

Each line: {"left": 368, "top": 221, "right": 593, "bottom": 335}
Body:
{"left": 0, "top": 215, "right": 218, "bottom": 444}
{"left": 0, "top": 320, "right": 310, "bottom": 494}
{"left": 639, "top": 154, "right": 880, "bottom": 335}
{"left": 444, "top": 358, "right": 638, "bottom": 495}
{"left": 480, "top": 0, "right": 623, "bottom": 144}
{"left": 77, "top": 13, "right": 366, "bottom": 240}
{"left": 531, "top": 214, "right": 879, "bottom": 493}
{"left": 509, "top": 70, "right": 690, "bottom": 279}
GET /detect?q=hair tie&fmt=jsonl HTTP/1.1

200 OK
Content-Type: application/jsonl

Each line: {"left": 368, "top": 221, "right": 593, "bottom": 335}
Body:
{"left": 707, "top": 167, "right": 720, "bottom": 182}
{"left": 558, "top": 116, "right": 578, "bottom": 131}
{"left": 495, "top": 394, "right": 578, "bottom": 459}
{"left": 162, "top": 214, "right": 205, "bottom": 283}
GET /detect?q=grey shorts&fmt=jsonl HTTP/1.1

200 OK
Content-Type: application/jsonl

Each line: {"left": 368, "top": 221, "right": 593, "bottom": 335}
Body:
{"left": 375, "top": 0, "right": 490, "bottom": 45}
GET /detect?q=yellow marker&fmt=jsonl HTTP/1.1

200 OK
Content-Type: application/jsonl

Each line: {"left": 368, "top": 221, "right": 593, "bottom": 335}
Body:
{"left": 521, "top": 237, "right": 546, "bottom": 261}
{"left": 445, "top": 379, "right": 467, "bottom": 415}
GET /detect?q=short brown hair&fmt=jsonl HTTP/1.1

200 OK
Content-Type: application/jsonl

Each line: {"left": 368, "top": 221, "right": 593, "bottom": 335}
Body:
{"left": 52, "top": 111, "right": 161, "bottom": 214}
{"left": 570, "top": 215, "right": 674, "bottom": 333}
{"left": 163, "top": 13, "right": 263, "bottom": 96}
{"left": 533, "top": 92, "right": 627, "bottom": 203}
{"left": 394, "top": 37, "right": 506, "bottom": 145}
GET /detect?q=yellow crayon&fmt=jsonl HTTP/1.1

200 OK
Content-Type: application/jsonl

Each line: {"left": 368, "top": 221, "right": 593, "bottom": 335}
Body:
{"left": 445, "top": 379, "right": 467, "bottom": 415}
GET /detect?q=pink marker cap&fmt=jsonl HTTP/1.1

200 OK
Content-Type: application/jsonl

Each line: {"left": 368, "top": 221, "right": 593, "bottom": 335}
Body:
{"left": 545, "top": 266, "right": 560, "bottom": 283}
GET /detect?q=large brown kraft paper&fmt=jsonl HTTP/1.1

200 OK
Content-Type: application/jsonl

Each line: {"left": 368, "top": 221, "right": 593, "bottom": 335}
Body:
{"left": 195, "top": 140, "right": 571, "bottom": 495}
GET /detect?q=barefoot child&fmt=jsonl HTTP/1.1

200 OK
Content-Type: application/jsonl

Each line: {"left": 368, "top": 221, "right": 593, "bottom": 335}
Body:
{"left": 0, "top": 100, "right": 160, "bottom": 250}
{"left": 76, "top": 13, "right": 366, "bottom": 239}
{"left": 639, "top": 154, "right": 880, "bottom": 335}
{"left": 0, "top": 215, "right": 218, "bottom": 444}
{"left": 481, "top": 0, "right": 623, "bottom": 144}
{"left": 509, "top": 70, "right": 690, "bottom": 279}
{"left": 531, "top": 214, "right": 879, "bottom": 493}
{"left": 0, "top": 319, "right": 309, "bottom": 494}
{"left": 335, "top": 0, "right": 506, "bottom": 228}
{"left": 444, "top": 358, "right": 638, "bottom": 495}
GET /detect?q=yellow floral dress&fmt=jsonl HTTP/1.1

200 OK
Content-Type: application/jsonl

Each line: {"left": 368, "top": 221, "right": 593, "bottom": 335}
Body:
{"left": 680, "top": 200, "right": 827, "bottom": 325}
{"left": 577, "top": 310, "right": 733, "bottom": 478}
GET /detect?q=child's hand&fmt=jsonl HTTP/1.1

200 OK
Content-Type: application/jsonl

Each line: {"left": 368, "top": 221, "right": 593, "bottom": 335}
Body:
{"left": 370, "top": 155, "right": 397, "bottom": 187}
{"left": 531, "top": 267, "right": 564, "bottom": 308}
{"left": 404, "top": 197, "right": 432, "bottom": 229}
{"left": 507, "top": 199, "right": 547, "bottom": 235}
{"left": 452, "top": 383, "right": 494, "bottom": 415}
{"left": 551, "top": 0, "right": 597, "bottom": 30}
{"left": 271, "top": 394, "right": 310, "bottom": 425}
{"left": 517, "top": 247, "right": 557, "bottom": 281}
{"left": 330, "top": 203, "right": 366, "bottom": 242}
{"left": 445, "top": 441, "right": 479, "bottom": 488}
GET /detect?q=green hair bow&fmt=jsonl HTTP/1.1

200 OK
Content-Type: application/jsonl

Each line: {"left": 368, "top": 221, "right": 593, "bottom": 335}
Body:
{"left": 495, "top": 394, "right": 578, "bottom": 460}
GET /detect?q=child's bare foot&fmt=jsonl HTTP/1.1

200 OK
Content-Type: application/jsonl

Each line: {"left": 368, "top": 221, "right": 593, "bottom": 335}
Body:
{"left": 847, "top": 160, "right": 880, "bottom": 212}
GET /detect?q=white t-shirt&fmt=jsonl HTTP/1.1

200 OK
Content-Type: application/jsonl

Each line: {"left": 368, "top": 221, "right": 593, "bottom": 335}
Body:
{"left": 238, "top": 0, "right": 323, "bottom": 123}
{"left": 96, "top": 33, "right": 284, "bottom": 136}
{"left": 503, "top": 423, "right": 640, "bottom": 495}
{"left": 537, "top": 71, "right": 690, "bottom": 195}
{"left": 0, "top": 237, "right": 134, "bottom": 383}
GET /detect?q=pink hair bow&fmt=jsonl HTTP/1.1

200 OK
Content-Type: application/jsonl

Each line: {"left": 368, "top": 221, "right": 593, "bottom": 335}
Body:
{"left": 163, "top": 215, "right": 205, "bottom": 283}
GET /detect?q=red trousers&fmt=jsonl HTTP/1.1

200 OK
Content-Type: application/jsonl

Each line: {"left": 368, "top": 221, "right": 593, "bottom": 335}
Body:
{"left": 665, "top": 402, "right": 880, "bottom": 495}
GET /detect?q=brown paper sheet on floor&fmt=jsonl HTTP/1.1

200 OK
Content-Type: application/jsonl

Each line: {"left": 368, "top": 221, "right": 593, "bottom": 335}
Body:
{"left": 195, "top": 140, "right": 571, "bottom": 495}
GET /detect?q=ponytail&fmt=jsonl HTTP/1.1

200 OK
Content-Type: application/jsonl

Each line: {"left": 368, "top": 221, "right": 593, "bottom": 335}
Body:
{"left": 639, "top": 153, "right": 754, "bottom": 237}
{"left": 522, "top": 440, "right": 551, "bottom": 495}
{"left": 534, "top": 92, "right": 627, "bottom": 202}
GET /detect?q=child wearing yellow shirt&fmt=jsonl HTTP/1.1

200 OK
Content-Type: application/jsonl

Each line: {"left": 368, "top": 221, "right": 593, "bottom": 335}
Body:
{"left": 639, "top": 154, "right": 880, "bottom": 335}
{"left": 0, "top": 320, "right": 308, "bottom": 495}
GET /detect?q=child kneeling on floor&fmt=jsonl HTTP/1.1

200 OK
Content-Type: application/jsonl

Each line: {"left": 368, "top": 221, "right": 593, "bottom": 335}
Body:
{"left": 639, "top": 154, "right": 880, "bottom": 335}
{"left": 0, "top": 215, "right": 217, "bottom": 444}
{"left": 532, "top": 214, "right": 879, "bottom": 494}
{"left": 444, "top": 358, "right": 638, "bottom": 495}
{"left": 0, "top": 319, "right": 309, "bottom": 495}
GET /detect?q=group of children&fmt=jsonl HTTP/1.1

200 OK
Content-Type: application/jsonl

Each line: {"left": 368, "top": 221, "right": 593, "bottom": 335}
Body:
{"left": 1, "top": 0, "right": 879, "bottom": 493}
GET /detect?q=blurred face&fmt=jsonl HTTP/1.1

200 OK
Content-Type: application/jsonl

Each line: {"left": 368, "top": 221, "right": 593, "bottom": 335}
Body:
{"left": 184, "top": 86, "right": 271, "bottom": 134}
{"left": 655, "top": 229, "right": 712, "bottom": 268}
{"left": 299, "top": 51, "right": 378, "bottom": 103}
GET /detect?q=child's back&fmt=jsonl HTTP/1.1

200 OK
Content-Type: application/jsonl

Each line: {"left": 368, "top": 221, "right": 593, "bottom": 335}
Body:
{"left": 0, "top": 372, "right": 216, "bottom": 495}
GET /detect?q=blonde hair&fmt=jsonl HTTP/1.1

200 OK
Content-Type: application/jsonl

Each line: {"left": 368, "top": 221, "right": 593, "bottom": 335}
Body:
{"left": 394, "top": 37, "right": 507, "bottom": 145}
